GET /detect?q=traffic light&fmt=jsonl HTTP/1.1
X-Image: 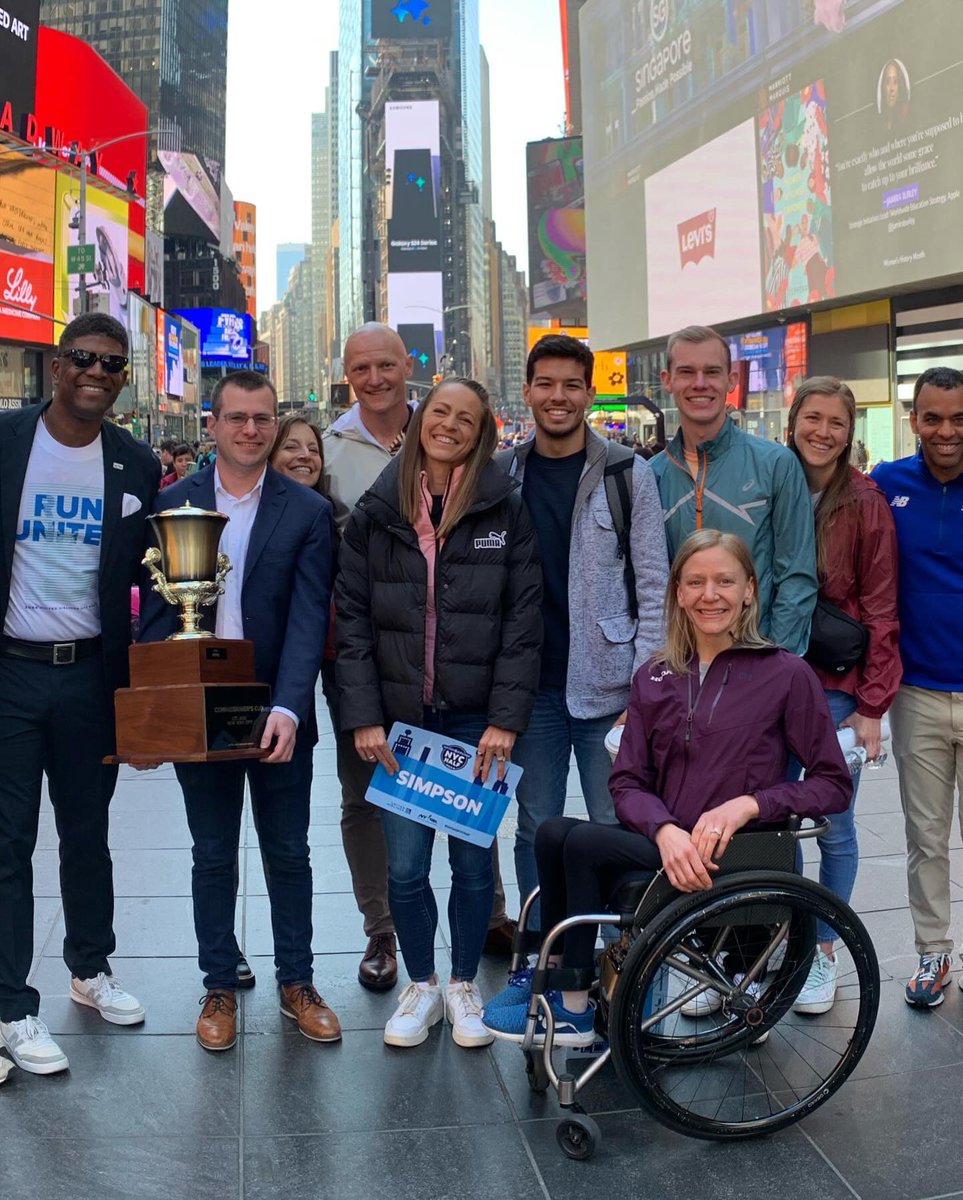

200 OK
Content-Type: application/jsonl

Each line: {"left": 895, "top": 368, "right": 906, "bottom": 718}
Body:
{"left": 308, "top": 390, "right": 317, "bottom": 403}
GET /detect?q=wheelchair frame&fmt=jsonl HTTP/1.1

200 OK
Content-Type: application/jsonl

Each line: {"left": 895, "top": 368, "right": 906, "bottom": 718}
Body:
{"left": 507, "top": 818, "right": 880, "bottom": 1160}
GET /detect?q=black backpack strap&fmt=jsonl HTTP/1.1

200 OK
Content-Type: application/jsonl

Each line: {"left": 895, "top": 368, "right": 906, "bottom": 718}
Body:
{"left": 603, "top": 443, "right": 638, "bottom": 622}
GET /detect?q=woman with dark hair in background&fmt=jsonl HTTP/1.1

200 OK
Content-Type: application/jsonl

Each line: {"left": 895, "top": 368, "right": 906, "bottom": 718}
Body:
{"left": 270, "top": 415, "right": 325, "bottom": 493}
{"left": 335, "top": 378, "right": 542, "bottom": 1050}
{"left": 787, "top": 376, "right": 900, "bottom": 1010}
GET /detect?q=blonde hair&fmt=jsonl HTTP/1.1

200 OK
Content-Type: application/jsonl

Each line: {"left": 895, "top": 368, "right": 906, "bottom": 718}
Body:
{"left": 397, "top": 378, "right": 498, "bottom": 540}
{"left": 655, "top": 530, "right": 770, "bottom": 674}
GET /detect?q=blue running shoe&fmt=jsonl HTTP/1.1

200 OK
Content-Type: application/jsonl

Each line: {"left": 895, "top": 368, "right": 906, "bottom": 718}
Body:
{"left": 483, "top": 966, "right": 534, "bottom": 1020}
{"left": 483, "top": 991, "right": 597, "bottom": 1047}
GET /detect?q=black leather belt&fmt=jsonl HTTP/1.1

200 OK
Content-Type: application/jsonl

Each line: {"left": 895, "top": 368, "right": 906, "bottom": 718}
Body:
{"left": 0, "top": 636, "right": 101, "bottom": 665}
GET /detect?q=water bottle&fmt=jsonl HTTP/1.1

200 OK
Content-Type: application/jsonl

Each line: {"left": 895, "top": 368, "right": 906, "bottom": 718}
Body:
{"left": 836, "top": 715, "right": 890, "bottom": 772}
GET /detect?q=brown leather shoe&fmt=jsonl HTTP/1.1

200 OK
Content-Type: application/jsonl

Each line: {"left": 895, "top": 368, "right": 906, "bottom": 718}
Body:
{"left": 196, "top": 989, "right": 237, "bottom": 1051}
{"left": 483, "top": 918, "right": 518, "bottom": 959}
{"left": 279, "top": 983, "right": 342, "bottom": 1042}
{"left": 358, "top": 933, "right": 398, "bottom": 992}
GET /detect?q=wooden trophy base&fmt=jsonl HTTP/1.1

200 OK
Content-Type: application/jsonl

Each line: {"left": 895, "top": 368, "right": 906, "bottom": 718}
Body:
{"left": 110, "top": 639, "right": 272, "bottom": 764}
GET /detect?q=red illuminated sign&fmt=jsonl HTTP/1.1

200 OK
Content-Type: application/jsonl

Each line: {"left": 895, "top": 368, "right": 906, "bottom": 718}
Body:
{"left": 678, "top": 208, "right": 716, "bottom": 269}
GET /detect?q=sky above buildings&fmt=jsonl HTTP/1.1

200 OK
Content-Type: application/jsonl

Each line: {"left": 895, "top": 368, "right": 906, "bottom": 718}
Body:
{"left": 225, "top": 0, "right": 566, "bottom": 312}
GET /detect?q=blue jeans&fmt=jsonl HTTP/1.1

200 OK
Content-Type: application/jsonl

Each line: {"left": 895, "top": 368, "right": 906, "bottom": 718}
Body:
{"left": 511, "top": 688, "right": 620, "bottom": 928}
{"left": 379, "top": 710, "right": 494, "bottom": 982}
{"left": 176, "top": 745, "right": 314, "bottom": 990}
{"left": 788, "top": 689, "right": 860, "bottom": 944}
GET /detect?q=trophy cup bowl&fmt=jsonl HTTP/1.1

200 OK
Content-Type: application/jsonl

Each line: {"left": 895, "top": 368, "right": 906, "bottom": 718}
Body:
{"left": 145, "top": 503, "right": 232, "bottom": 639}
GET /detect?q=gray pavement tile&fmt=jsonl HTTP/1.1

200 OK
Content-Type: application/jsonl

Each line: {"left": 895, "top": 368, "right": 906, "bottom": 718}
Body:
{"left": 240, "top": 1029, "right": 513, "bottom": 1137}
{"left": 39, "top": 896, "right": 199, "bottom": 959}
{"left": 0, "top": 1035, "right": 239, "bottom": 1138}
{"left": 859, "top": 901, "right": 963, "bottom": 984}
{"left": 803, "top": 1061, "right": 963, "bottom": 1199}
{"left": 244, "top": 1127, "right": 543, "bottom": 1200}
{"left": 520, "top": 1112, "right": 857, "bottom": 1198}
{"left": 31, "top": 849, "right": 65, "bottom": 898}
{"left": 32, "top": 896, "right": 64, "bottom": 953}
{"left": 852, "top": 776, "right": 903, "bottom": 816}
{"left": 246, "top": 846, "right": 356, "bottom": 896}
{"left": 0, "top": 1136, "right": 239, "bottom": 1200}
{"left": 110, "top": 848, "right": 196, "bottom": 897}
{"left": 857, "top": 810, "right": 963, "bottom": 858}
{"left": 29, "top": 955, "right": 206, "bottom": 1037}
{"left": 108, "top": 807, "right": 195, "bottom": 850}
{"left": 848, "top": 976, "right": 963, "bottom": 1080}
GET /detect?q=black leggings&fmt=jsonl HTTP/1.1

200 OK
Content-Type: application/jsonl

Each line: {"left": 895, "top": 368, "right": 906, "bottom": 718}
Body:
{"left": 534, "top": 817, "right": 662, "bottom": 971}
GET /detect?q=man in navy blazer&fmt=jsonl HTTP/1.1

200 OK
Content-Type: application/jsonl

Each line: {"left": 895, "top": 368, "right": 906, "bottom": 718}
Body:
{"left": 0, "top": 313, "right": 158, "bottom": 1076}
{"left": 140, "top": 370, "right": 340, "bottom": 1052}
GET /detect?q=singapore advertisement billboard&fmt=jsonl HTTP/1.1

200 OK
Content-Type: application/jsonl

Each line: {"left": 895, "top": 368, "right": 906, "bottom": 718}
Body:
{"left": 581, "top": 0, "right": 963, "bottom": 346}
{"left": 526, "top": 136, "right": 586, "bottom": 323}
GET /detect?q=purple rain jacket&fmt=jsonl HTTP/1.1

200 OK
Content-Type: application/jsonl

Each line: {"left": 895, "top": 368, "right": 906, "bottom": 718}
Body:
{"left": 610, "top": 644, "right": 851, "bottom": 842}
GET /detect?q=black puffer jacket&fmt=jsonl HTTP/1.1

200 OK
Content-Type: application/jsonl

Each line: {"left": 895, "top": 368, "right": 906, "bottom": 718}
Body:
{"left": 335, "top": 457, "right": 543, "bottom": 732}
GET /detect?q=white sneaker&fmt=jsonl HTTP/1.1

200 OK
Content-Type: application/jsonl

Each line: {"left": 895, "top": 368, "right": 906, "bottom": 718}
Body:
{"left": 681, "top": 971, "right": 760, "bottom": 1018}
{"left": 0, "top": 1016, "right": 69, "bottom": 1075}
{"left": 445, "top": 981, "right": 494, "bottom": 1048}
{"left": 0, "top": 1054, "right": 14, "bottom": 1084}
{"left": 384, "top": 981, "right": 444, "bottom": 1048}
{"left": 70, "top": 973, "right": 146, "bottom": 1026}
{"left": 792, "top": 950, "right": 838, "bottom": 1015}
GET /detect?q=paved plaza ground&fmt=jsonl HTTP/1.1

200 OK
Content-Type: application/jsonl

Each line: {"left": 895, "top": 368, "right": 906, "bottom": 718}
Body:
{"left": 3, "top": 704, "right": 963, "bottom": 1200}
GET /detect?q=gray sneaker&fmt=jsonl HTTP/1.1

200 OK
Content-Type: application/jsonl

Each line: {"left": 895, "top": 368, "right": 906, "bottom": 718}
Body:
{"left": 70, "top": 972, "right": 146, "bottom": 1025}
{"left": 0, "top": 1016, "right": 69, "bottom": 1075}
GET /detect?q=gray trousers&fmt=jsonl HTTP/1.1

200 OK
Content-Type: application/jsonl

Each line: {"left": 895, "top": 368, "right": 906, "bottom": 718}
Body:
{"left": 891, "top": 684, "right": 963, "bottom": 956}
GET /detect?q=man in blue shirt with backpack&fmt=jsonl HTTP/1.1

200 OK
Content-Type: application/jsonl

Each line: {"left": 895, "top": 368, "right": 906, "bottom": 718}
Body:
{"left": 501, "top": 334, "right": 669, "bottom": 922}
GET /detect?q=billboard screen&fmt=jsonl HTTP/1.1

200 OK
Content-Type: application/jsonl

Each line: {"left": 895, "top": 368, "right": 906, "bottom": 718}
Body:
{"left": 385, "top": 102, "right": 441, "bottom": 273}
{"left": 53, "top": 173, "right": 130, "bottom": 328}
{"left": 233, "top": 200, "right": 256, "bottom": 318}
{"left": 174, "top": 307, "right": 253, "bottom": 365}
{"left": 0, "top": 0, "right": 40, "bottom": 139}
{"left": 371, "top": 0, "right": 452, "bottom": 39}
{"left": 526, "top": 136, "right": 586, "bottom": 322}
{"left": 159, "top": 150, "right": 221, "bottom": 242}
{"left": 0, "top": 147, "right": 54, "bottom": 343}
{"left": 581, "top": 0, "right": 963, "bottom": 346}
{"left": 164, "top": 314, "right": 184, "bottom": 397}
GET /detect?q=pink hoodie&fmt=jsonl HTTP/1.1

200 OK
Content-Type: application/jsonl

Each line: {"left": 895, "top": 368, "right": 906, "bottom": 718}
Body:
{"left": 412, "top": 466, "right": 465, "bottom": 705}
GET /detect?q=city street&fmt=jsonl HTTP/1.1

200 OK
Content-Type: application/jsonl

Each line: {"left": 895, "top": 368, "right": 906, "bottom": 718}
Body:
{"left": 2, "top": 703, "right": 962, "bottom": 1200}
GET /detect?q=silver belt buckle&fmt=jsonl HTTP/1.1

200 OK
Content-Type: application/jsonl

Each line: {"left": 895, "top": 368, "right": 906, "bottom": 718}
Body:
{"left": 53, "top": 642, "right": 76, "bottom": 665}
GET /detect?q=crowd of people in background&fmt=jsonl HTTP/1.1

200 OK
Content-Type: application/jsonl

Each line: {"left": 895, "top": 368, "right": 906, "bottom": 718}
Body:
{"left": 0, "top": 311, "right": 960, "bottom": 1083}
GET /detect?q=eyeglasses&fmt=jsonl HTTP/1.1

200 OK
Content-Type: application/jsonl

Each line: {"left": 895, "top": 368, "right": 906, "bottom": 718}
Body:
{"left": 61, "top": 348, "right": 129, "bottom": 373}
{"left": 218, "top": 412, "right": 277, "bottom": 429}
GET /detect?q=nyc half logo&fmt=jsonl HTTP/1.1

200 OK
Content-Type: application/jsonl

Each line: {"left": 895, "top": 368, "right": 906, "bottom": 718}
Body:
{"left": 366, "top": 722, "right": 523, "bottom": 847}
{"left": 390, "top": 0, "right": 435, "bottom": 26}
{"left": 678, "top": 208, "right": 717, "bottom": 269}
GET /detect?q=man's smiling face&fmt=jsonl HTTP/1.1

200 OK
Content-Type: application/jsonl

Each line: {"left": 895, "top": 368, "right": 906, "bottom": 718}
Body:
{"left": 50, "top": 334, "right": 128, "bottom": 425}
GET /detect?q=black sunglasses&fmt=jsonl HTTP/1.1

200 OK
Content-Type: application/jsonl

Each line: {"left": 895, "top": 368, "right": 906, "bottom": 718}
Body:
{"left": 61, "top": 348, "right": 129, "bottom": 374}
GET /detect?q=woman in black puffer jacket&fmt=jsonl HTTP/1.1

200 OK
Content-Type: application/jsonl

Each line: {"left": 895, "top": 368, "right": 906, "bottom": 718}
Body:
{"left": 335, "top": 378, "right": 542, "bottom": 1052}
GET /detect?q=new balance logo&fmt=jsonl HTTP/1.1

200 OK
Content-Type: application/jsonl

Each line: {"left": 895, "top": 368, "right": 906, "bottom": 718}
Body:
{"left": 891, "top": 495, "right": 910, "bottom": 507}
{"left": 474, "top": 530, "right": 507, "bottom": 550}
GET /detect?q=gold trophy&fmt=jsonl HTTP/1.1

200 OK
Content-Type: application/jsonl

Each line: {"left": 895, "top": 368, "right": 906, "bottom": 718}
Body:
{"left": 110, "top": 503, "right": 271, "bottom": 763}
{"left": 143, "top": 503, "right": 231, "bottom": 638}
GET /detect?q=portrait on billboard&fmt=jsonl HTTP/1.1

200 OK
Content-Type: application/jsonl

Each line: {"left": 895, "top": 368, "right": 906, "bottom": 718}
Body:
{"left": 0, "top": 148, "right": 54, "bottom": 343}
{"left": 371, "top": 0, "right": 452, "bottom": 39}
{"left": 877, "top": 58, "right": 910, "bottom": 131}
{"left": 54, "top": 174, "right": 129, "bottom": 328}
{"left": 759, "top": 79, "right": 834, "bottom": 311}
{"left": 526, "top": 137, "right": 586, "bottom": 323}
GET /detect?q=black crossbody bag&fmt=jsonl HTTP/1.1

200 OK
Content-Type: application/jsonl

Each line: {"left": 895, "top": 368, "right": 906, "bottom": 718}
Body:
{"left": 805, "top": 597, "right": 868, "bottom": 675}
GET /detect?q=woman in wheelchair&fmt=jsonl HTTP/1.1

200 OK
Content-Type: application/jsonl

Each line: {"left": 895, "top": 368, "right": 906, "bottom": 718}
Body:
{"left": 483, "top": 529, "right": 852, "bottom": 1045}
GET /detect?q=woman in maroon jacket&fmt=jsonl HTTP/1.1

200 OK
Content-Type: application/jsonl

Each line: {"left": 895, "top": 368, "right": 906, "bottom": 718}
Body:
{"left": 787, "top": 376, "right": 900, "bottom": 1011}
{"left": 483, "top": 529, "right": 850, "bottom": 1044}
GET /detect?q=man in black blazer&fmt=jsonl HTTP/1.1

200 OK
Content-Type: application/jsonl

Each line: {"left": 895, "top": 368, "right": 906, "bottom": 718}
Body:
{"left": 140, "top": 370, "right": 339, "bottom": 1052}
{"left": 0, "top": 313, "right": 158, "bottom": 1076}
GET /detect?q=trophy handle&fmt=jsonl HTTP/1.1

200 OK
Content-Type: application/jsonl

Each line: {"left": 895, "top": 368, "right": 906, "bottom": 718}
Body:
{"left": 143, "top": 547, "right": 178, "bottom": 607}
{"left": 197, "top": 552, "right": 232, "bottom": 610}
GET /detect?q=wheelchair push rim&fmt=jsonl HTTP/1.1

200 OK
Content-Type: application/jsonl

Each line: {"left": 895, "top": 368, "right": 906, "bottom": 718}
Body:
{"left": 609, "top": 873, "right": 880, "bottom": 1141}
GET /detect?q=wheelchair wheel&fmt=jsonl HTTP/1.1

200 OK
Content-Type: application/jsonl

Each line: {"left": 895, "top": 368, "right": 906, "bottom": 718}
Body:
{"left": 555, "top": 1112, "right": 600, "bottom": 1160}
{"left": 609, "top": 873, "right": 879, "bottom": 1140}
